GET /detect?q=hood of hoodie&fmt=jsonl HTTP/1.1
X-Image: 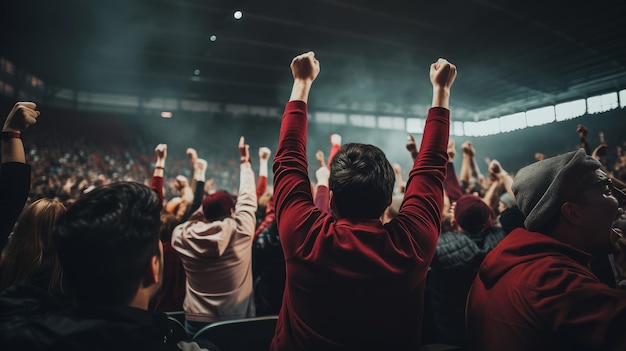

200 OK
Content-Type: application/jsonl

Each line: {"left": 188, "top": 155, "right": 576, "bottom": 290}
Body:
{"left": 478, "top": 228, "right": 592, "bottom": 289}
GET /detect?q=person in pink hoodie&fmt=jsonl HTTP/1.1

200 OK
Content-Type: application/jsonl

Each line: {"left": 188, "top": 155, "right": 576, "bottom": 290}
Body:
{"left": 172, "top": 136, "right": 257, "bottom": 336}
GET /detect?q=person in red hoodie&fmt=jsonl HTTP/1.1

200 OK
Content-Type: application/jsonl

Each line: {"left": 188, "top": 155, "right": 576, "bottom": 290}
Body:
{"left": 271, "top": 51, "right": 457, "bottom": 350}
{"left": 466, "top": 148, "right": 626, "bottom": 350}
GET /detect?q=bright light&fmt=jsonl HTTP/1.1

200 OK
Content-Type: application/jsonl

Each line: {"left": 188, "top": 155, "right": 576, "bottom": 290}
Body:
{"left": 209, "top": 35, "right": 217, "bottom": 42}
{"left": 499, "top": 112, "right": 526, "bottom": 132}
{"left": 587, "top": 92, "right": 618, "bottom": 114}
{"left": 406, "top": 118, "right": 424, "bottom": 134}
{"left": 555, "top": 99, "right": 586, "bottom": 121}
{"left": 463, "top": 121, "right": 480, "bottom": 137}
{"left": 526, "top": 106, "right": 555, "bottom": 127}
{"left": 161, "top": 111, "right": 173, "bottom": 118}
{"left": 194, "top": 69, "right": 200, "bottom": 76}
{"left": 620, "top": 89, "right": 626, "bottom": 108}
{"left": 477, "top": 118, "right": 500, "bottom": 136}
{"left": 453, "top": 121, "right": 464, "bottom": 136}
{"left": 233, "top": 10, "right": 243, "bottom": 20}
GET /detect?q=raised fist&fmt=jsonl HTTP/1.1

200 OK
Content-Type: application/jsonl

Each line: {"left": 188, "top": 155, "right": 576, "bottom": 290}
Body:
{"left": 430, "top": 58, "right": 457, "bottom": 90}
{"left": 194, "top": 158, "right": 207, "bottom": 173}
{"left": 291, "top": 51, "right": 320, "bottom": 82}
{"left": 259, "top": 147, "right": 271, "bottom": 161}
{"left": 3, "top": 102, "right": 40, "bottom": 133}
{"left": 406, "top": 135, "right": 418, "bottom": 154}
{"left": 461, "top": 141, "right": 475, "bottom": 157}
{"left": 239, "top": 136, "right": 250, "bottom": 162}
{"left": 447, "top": 140, "right": 456, "bottom": 161}
{"left": 155, "top": 144, "right": 167, "bottom": 161}
{"left": 186, "top": 148, "right": 198, "bottom": 163}
{"left": 330, "top": 134, "right": 342, "bottom": 145}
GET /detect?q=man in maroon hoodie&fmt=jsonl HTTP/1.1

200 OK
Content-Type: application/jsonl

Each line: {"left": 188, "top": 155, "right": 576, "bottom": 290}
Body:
{"left": 466, "top": 148, "right": 626, "bottom": 350}
{"left": 270, "top": 51, "right": 457, "bottom": 350}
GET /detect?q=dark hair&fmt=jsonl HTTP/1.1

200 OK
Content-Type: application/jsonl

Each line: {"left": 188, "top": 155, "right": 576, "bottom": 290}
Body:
{"left": 329, "top": 143, "right": 395, "bottom": 219}
{"left": 53, "top": 182, "right": 162, "bottom": 305}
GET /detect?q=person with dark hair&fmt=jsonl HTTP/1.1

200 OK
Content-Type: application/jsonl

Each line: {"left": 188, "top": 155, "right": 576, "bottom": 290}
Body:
{"left": 172, "top": 136, "right": 257, "bottom": 335}
{"left": 466, "top": 148, "right": 626, "bottom": 350}
{"left": 0, "top": 181, "right": 219, "bottom": 350}
{"left": 270, "top": 51, "right": 457, "bottom": 350}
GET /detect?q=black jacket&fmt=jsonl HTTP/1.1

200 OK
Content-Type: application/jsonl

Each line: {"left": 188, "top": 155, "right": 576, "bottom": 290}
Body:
{"left": 0, "top": 285, "right": 216, "bottom": 351}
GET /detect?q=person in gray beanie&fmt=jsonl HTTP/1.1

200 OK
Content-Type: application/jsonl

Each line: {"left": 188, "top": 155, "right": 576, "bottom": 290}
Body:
{"left": 466, "top": 148, "right": 626, "bottom": 351}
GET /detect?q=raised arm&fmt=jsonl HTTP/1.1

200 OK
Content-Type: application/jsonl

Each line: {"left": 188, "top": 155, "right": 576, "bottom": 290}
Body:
{"left": 1, "top": 102, "right": 40, "bottom": 250}
{"left": 151, "top": 143, "right": 167, "bottom": 203}
{"left": 257, "top": 147, "right": 271, "bottom": 199}
{"left": 273, "top": 51, "right": 321, "bottom": 255}
{"left": 181, "top": 158, "right": 208, "bottom": 223}
{"left": 391, "top": 58, "right": 456, "bottom": 253}
{"left": 235, "top": 136, "right": 258, "bottom": 236}
{"left": 327, "top": 133, "right": 342, "bottom": 166}
{"left": 444, "top": 140, "right": 464, "bottom": 203}
{"left": 314, "top": 165, "right": 330, "bottom": 214}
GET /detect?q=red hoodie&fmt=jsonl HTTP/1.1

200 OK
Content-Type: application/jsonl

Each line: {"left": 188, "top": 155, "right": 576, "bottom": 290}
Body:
{"left": 466, "top": 228, "right": 626, "bottom": 351}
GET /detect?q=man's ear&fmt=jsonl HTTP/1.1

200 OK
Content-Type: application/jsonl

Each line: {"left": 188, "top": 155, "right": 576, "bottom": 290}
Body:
{"left": 561, "top": 201, "right": 584, "bottom": 226}
{"left": 143, "top": 242, "right": 163, "bottom": 287}
{"left": 387, "top": 195, "right": 393, "bottom": 207}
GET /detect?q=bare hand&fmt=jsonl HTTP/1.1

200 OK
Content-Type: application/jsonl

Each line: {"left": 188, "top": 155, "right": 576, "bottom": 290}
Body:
{"left": 430, "top": 58, "right": 457, "bottom": 90}
{"left": 291, "top": 51, "right": 320, "bottom": 82}
{"left": 3, "top": 102, "right": 40, "bottom": 132}
{"left": 489, "top": 160, "right": 502, "bottom": 175}
{"left": 239, "top": 136, "right": 250, "bottom": 163}
{"left": 315, "top": 150, "right": 326, "bottom": 168}
{"left": 392, "top": 163, "right": 402, "bottom": 175}
{"left": 186, "top": 148, "right": 198, "bottom": 163}
{"left": 406, "top": 135, "right": 418, "bottom": 154}
{"left": 315, "top": 166, "right": 330, "bottom": 183}
{"left": 194, "top": 158, "right": 207, "bottom": 173}
{"left": 534, "top": 152, "right": 546, "bottom": 161}
{"left": 447, "top": 140, "right": 456, "bottom": 161}
{"left": 155, "top": 144, "right": 167, "bottom": 161}
{"left": 330, "top": 134, "right": 342, "bottom": 145}
{"left": 258, "top": 147, "right": 271, "bottom": 161}
{"left": 461, "top": 141, "right": 475, "bottom": 157}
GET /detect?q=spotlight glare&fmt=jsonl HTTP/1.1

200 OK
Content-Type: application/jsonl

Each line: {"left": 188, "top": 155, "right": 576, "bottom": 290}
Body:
{"left": 209, "top": 35, "right": 217, "bottom": 42}
{"left": 233, "top": 10, "right": 243, "bottom": 20}
{"left": 194, "top": 69, "right": 200, "bottom": 76}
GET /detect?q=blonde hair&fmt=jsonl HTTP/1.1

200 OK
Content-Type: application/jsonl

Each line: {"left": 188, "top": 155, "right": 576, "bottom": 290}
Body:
{"left": 0, "top": 198, "right": 66, "bottom": 292}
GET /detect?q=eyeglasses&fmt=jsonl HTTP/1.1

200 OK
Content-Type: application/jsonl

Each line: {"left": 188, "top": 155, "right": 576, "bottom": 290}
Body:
{"left": 579, "top": 178, "right": 626, "bottom": 205}
{"left": 579, "top": 177, "right": 614, "bottom": 195}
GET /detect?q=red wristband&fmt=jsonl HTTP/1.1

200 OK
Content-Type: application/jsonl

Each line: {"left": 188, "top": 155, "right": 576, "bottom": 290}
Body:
{"left": 154, "top": 166, "right": 164, "bottom": 170}
{"left": 1, "top": 131, "right": 21, "bottom": 140}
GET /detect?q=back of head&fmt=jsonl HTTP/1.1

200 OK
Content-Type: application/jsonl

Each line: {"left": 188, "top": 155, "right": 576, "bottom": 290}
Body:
{"left": 0, "top": 198, "right": 66, "bottom": 291}
{"left": 53, "top": 182, "right": 162, "bottom": 305}
{"left": 454, "top": 194, "right": 494, "bottom": 234}
{"left": 330, "top": 143, "right": 395, "bottom": 219}
{"left": 202, "top": 190, "right": 235, "bottom": 221}
{"left": 512, "top": 148, "right": 601, "bottom": 233}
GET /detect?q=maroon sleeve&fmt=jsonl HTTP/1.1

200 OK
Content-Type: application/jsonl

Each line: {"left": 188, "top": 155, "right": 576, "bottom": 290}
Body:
{"left": 257, "top": 175, "right": 268, "bottom": 199}
{"left": 327, "top": 143, "right": 341, "bottom": 167}
{"left": 387, "top": 107, "right": 449, "bottom": 259}
{"left": 151, "top": 175, "right": 164, "bottom": 203}
{"left": 444, "top": 162, "right": 464, "bottom": 203}
{"left": 272, "top": 101, "right": 323, "bottom": 256}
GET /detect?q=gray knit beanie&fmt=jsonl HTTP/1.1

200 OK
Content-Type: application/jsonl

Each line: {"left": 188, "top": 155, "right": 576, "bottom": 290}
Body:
{"left": 512, "top": 148, "right": 601, "bottom": 232}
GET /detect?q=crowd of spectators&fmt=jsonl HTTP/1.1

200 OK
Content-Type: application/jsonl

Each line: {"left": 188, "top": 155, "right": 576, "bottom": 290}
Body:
{"left": 1, "top": 52, "right": 626, "bottom": 351}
